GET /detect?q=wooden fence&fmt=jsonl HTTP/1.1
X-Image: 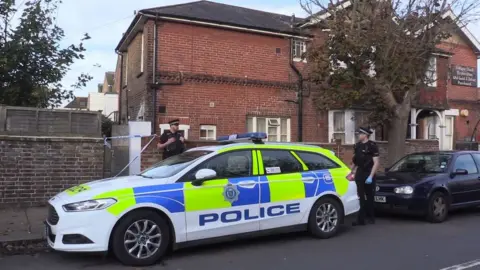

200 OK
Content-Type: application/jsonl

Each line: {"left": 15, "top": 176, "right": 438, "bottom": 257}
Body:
{"left": 0, "top": 106, "right": 101, "bottom": 137}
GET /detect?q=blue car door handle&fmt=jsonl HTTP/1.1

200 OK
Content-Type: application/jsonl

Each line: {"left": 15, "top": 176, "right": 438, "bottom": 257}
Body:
{"left": 238, "top": 181, "right": 257, "bottom": 188}
{"left": 302, "top": 177, "right": 316, "bottom": 184}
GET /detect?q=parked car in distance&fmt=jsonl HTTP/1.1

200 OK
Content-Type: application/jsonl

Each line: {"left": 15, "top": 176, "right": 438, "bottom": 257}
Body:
{"left": 374, "top": 151, "right": 480, "bottom": 223}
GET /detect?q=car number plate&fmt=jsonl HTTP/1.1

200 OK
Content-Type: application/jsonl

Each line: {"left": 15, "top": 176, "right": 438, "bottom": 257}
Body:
{"left": 374, "top": 196, "right": 386, "bottom": 203}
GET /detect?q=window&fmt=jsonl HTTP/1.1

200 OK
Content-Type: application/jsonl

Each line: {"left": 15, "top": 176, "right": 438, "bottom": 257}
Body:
{"left": 328, "top": 110, "right": 375, "bottom": 144}
{"left": 471, "top": 154, "right": 480, "bottom": 168}
{"left": 427, "top": 117, "right": 437, "bottom": 139}
{"left": 332, "top": 111, "right": 345, "bottom": 143}
{"left": 445, "top": 116, "right": 453, "bottom": 136}
{"left": 390, "top": 153, "right": 452, "bottom": 174}
{"left": 260, "top": 150, "right": 302, "bottom": 174}
{"left": 454, "top": 155, "right": 478, "bottom": 174}
{"left": 426, "top": 56, "right": 437, "bottom": 87}
{"left": 159, "top": 124, "right": 190, "bottom": 139}
{"left": 200, "top": 125, "right": 216, "bottom": 140}
{"left": 292, "top": 39, "right": 307, "bottom": 61}
{"left": 190, "top": 150, "right": 252, "bottom": 179}
{"left": 296, "top": 152, "right": 339, "bottom": 170}
{"left": 247, "top": 117, "right": 290, "bottom": 142}
{"left": 141, "top": 150, "right": 211, "bottom": 178}
{"left": 140, "top": 33, "right": 144, "bottom": 73}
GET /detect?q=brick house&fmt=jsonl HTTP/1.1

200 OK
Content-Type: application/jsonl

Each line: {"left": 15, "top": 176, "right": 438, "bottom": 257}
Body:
{"left": 115, "top": 0, "right": 479, "bottom": 148}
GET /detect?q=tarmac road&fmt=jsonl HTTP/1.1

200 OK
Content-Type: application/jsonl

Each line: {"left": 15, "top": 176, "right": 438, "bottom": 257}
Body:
{"left": 2, "top": 209, "right": 480, "bottom": 270}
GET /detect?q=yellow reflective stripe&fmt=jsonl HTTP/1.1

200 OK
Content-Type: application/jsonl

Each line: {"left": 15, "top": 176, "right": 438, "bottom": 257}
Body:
{"left": 184, "top": 179, "right": 230, "bottom": 212}
{"left": 94, "top": 188, "right": 135, "bottom": 216}
{"left": 267, "top": 173, "right": 305, "bottom": 202}
{"left": 290, "top": 151, "right": 308, "bottom": 171}
{"left": 252, "top": 150, "right": 259, "bottom": 175}
{"left": 66, "top": 184, "right": 90, "bottom": 196}
{"left": 330, "top": 169, "right": 349, "bottom": 196}
{"left": 256, "top": 150, "right": 264, "bottom": 174}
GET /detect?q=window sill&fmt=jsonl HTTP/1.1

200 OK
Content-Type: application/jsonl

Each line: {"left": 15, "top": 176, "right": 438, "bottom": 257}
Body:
{"left": 293, "top": 58, "right": 307, "bottom": 63}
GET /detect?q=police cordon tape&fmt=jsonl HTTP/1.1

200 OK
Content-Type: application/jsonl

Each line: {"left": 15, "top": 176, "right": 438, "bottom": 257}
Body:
{"left": 103, "top": 134, "right": 159, "bottom": 177}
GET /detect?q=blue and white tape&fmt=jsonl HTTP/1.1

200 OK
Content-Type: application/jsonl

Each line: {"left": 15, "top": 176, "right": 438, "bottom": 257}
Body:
{"left": 103, "top": 134, "right": 157, "bottom": 148}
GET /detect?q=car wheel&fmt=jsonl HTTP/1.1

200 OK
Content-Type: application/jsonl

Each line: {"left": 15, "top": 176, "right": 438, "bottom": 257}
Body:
{"left": 111, "top": 209, "right": 170, "bottom": 266}
{"left": 426, "top": 191, "right": 449, "bottom": 223}
{"left": 308, "top": 197, "right": 344, "bottom": 239}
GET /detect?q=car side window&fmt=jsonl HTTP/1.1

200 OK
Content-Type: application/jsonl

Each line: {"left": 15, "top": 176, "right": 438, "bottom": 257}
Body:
{"left": 260, "top": 150, "right": 302, "bottom": 175}
{"left": 453, "top": 154, "right": 478, "bottom": 174}
{"left": 295, "top": 151, "right": 339, "bottom": 171}
{"left": 186, "top": 150, "right": 252, "bottom": 180}
{"left": 471, "top": 154, "right": 480, "bottom": 170}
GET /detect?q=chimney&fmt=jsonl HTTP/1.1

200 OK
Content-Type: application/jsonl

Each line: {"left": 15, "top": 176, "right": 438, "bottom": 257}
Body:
{"left": 291, "top": 14, "right": 296, "bottom": 28}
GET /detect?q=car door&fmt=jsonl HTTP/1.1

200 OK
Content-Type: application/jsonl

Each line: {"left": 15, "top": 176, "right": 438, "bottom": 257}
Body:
{"left": 449, "top": 154, "right": 480, "bottom": 204}
{"left": 181, "top": 150, "right": 260, "bottom": 241}
{"left": 257, "top": 149, "right": 306, "bottom": 230}
{"left": 469, "top": 154, "right": 480, "bottom": 203}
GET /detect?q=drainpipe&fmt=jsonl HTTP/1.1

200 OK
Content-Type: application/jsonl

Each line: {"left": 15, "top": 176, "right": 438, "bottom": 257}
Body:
{"left": 115, "top": 51, "right": 125, "bottom": 124}
{"left": 289, "top": 37, "right": 304, "bottom": 142}
{"left": 152, "top": 15, "right": 158, "bottom": 134}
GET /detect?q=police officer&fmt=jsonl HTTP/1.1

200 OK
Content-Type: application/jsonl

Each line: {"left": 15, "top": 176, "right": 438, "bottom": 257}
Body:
{"left": 156, "top": 119, "right": 186, "bottom": 159}
{"left": 349, "top": 127, "right": 380, "bottom": 226}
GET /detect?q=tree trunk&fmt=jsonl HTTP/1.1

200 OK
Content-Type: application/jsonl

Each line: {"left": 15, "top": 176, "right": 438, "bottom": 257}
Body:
{"left": 386, "top": 114, "right": 410, "bottom": 166}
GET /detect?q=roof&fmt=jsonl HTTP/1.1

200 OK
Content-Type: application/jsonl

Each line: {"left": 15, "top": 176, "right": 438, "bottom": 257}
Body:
{"left": 64, "top": 97, "right": 88, "bottom": 109}
{"left": 140, "top": 1, "right": 305, "bottom": 34}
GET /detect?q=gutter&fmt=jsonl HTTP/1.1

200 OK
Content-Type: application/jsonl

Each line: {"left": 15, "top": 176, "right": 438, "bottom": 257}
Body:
{"left": 289, "top": 38, "right": 304, "bottom": 142}
{"left": 115, "top": 51, "right": 125, "bottom": 124}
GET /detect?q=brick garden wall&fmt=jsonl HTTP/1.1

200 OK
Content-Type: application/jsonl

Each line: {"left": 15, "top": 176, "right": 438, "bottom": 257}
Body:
{"left": 141, "top": 139, "right": 439, "bottom": 171}
{"left": 0, "top": 136, "right": 104, "bottom": 208}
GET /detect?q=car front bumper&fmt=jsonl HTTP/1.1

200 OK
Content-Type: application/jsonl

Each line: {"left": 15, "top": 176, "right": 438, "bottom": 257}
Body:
{"left": 374, "top": 192, "right": 428, "bottom": 215}
{"left": 45, "top": 203, "right": 117, "bottom": 252}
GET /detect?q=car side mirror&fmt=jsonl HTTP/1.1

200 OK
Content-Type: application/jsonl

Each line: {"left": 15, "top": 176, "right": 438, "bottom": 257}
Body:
{"left": 192, "top": 169, "right": 217, "bottom": 186}
{"left": 451, "top": 168, "right": 468, "bottom": 178}
{"left": 384, "top": 167, "right": 390, "bottom": 173}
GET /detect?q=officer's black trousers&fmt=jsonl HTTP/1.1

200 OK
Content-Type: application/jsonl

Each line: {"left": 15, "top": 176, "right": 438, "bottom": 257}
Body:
{"left": 355, "top": 170, "right": 375, "bottom": 223}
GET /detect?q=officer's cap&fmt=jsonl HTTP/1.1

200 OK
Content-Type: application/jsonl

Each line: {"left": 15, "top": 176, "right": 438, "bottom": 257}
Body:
{"left": 168, "top": 119, "right": 180, "bottom": 126}
{"left": 355, "top": 126, "right": 373, "bottom": 135}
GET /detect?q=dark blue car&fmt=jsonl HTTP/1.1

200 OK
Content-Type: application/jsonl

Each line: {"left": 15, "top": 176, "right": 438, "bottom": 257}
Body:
{"left": 374, "top": 151, "right": 480, "bottom": 223}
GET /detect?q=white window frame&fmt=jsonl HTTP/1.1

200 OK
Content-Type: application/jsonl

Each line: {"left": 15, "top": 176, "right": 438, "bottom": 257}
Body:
{"left": 140, "top": 33, "right": 144, "bottom": 73}
{"left": 200, "top": 125, "right": 217, "bottom": 140}
{"left": 159, "top": 124, "right": 190, "bottom": 139}
{"left": 328, "top": 110, "right": 375, "bottom": 144}
{"left": 247, "top": 117, "right": 291, "bottom": 142}
{"left": 292, "top": 39, "right": 307, "bottom": 63}
{"left": 426, "top": 56, "right": 437, "bottom": 87}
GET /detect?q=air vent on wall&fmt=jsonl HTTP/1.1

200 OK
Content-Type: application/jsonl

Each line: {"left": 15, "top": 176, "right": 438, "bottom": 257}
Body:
{"left": 158, "top": 106, "right": 166, "bottom": 114}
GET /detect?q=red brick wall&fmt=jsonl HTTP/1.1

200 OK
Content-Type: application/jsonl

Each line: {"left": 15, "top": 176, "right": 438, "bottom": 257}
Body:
{"left": 0, "top": 136, "right": 104, "bottom": 208}
{"left": 141, "top": 139, "right": 439, "bottom": 172}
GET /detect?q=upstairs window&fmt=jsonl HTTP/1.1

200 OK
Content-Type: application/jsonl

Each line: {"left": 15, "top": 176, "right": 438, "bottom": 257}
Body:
{"left": 426, "top": 56, "right": 437, "bottom": 87}
{"left": 292, "top": 39, "right": 307, "bottom": 61}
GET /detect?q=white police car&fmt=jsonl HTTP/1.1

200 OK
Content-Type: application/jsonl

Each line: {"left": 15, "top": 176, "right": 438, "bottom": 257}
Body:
{"left": 46, "top": 133, "right": 359, "bottom": 266}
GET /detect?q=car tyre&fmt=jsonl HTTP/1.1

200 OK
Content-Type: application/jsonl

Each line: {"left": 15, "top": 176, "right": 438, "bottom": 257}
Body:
{"left": 111, "top": 209, "right": 170, "bottom": 266}
{"left": 308, "top": 197, "right": 344, "bottom": 239}
{"left": 426, "top": 191, "right": 449, "bottom": 223}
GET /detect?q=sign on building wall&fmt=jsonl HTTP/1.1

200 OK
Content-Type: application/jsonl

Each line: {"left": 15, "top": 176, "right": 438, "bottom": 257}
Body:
{"left": 451, "top": 65, "right": 477, "bottom": 87}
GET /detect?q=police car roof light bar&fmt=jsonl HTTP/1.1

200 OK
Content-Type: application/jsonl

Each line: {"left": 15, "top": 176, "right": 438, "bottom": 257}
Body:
{"left": 217, "top": 132, "right": 267, "bottom": 144}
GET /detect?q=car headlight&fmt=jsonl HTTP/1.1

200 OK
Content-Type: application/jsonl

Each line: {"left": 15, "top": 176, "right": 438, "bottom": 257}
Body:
{"left": 394, "top": 186, "right": 414, "bottom": 195}
{"left": 62, "top": 198, "right": 117, "bottom": 212}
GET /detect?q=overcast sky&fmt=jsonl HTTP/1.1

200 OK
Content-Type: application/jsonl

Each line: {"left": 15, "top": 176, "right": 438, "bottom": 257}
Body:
{"left": 16, "top": 0, "right": 480, "bottom": 100}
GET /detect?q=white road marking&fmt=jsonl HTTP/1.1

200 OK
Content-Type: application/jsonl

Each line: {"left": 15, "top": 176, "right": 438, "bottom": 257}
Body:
{"left": 440, "top": 259, "right": 480, "bottom": 270}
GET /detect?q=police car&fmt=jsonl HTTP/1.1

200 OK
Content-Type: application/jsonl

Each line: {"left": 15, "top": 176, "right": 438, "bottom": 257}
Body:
{"left": 45, "top": 133, "right": 359, "bottom": 266}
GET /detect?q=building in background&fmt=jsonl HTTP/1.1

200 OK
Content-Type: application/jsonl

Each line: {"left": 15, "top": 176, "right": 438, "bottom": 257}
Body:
{"left": 64, "top": 97, "right": 88, "bottom": 110}
{"left": 115, "top": 0, "right": 479, "bottom": 149}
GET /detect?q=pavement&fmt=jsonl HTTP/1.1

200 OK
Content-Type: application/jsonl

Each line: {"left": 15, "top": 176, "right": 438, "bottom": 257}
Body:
{"left": 1, "top": 208, "right": 480, "bottom": 270}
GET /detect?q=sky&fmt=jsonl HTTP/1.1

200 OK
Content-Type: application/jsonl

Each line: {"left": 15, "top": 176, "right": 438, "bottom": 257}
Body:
{"left": 13, "top": 0, "right": 480, "bottom": 102}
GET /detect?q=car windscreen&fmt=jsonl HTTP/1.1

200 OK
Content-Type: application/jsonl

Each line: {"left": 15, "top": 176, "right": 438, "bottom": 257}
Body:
{"left": 389, "top": 153, "right": 452, "bottom": 173}
{"left": 140, "top": 150, "right": 212, "bottom": 179}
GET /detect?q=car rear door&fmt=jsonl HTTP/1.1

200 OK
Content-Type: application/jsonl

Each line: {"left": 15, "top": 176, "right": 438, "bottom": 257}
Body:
{"left": 449, "top": 154, "right": 480, "bottom": 204}
{"left": 469, "top": 153, "right": 480, "bottom": 203}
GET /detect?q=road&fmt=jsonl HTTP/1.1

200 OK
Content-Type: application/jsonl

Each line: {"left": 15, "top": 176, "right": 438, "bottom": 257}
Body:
{"left": 2, "top": 209, "right": 480, "bottom": 270}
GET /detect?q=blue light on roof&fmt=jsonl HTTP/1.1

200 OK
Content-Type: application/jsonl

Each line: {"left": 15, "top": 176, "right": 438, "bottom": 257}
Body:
{"left": 217, "top": 132, "right": 267, "bottom": 142}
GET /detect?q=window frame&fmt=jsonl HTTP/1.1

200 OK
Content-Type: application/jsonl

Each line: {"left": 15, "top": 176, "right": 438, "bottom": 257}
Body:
{"left": 426, "top": 56, "right": 437, "bottom": 87}
{"left": 258, "top": 149, "right": 304, "bottom": 176}
{"left": 159, "top": 124, "right": 190, "bottom": 139}
{"left": 177, "top": 149, "right": 254, "bottom": 182}
{"left": 199, "top": 125, "right": 217, "bottom": 140}
{"left": 294, "top": 151, "right": 341, "bottom": 171}
{"left": 328, "top": 110, "right": 376, "bottom": 144}
{"left": 292, "top": 39, "right": 307, "bottom": 63}
{"left": 247, "top": 116, "right": 291, "bottom": 142}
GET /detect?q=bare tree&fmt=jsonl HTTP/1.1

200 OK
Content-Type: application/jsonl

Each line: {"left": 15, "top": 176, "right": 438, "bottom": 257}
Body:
{"left": 300, "top": 0, "right": 479, "bottom": 164}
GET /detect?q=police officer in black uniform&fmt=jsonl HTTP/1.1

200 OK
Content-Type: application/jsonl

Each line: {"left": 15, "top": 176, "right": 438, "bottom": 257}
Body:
{"left": 349, "top": 127, "right": 380, "bottom": 226}
{"left": 156, "top": 119, "right": 186, "bottom": 159}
